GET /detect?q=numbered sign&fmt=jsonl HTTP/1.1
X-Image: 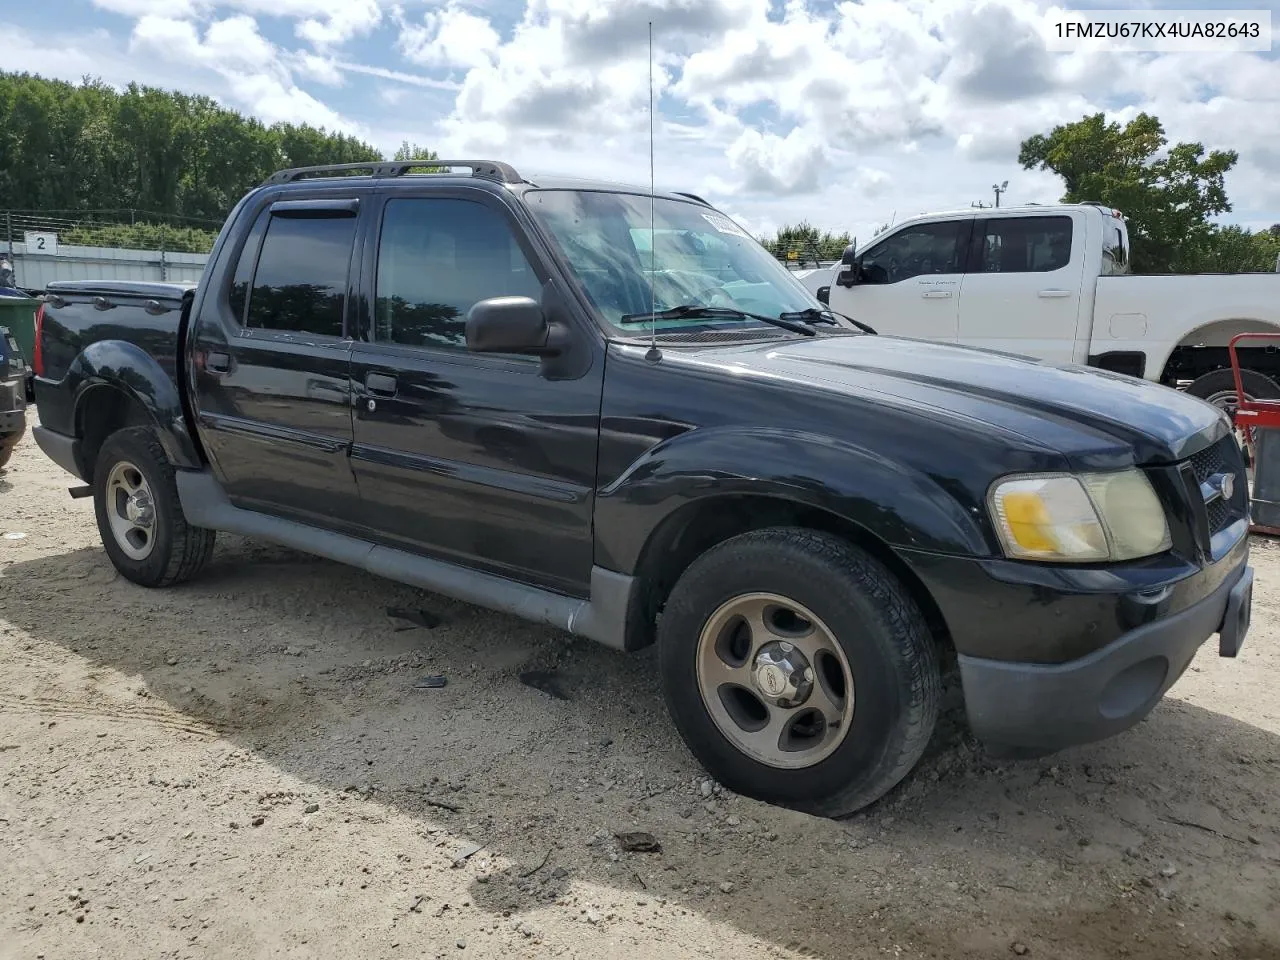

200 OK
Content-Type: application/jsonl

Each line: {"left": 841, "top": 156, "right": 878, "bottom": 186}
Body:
{"left": 24, "top": 232, "right": 59, "bottom": 255}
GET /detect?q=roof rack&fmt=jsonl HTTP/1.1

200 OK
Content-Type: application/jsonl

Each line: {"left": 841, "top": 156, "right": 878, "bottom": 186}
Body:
{"left": 264, "top": 160, "right": 523, "bottom": 186}
{"left": 673, "top": 191, "right": 710, "bottom": 206}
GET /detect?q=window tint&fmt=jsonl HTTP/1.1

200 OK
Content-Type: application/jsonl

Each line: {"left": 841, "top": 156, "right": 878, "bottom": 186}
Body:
{"left": 375, "top": 198, "right": 541, "bottom": 348}
{"left": 977, "top": 216, "right": 1073, "bottom": 274}
{"left": 859, "top": 221, "right": 965, "bottom": 284}
{"left": 228, "top": 208, "right": 270, "bottom": 324}
{"left": 245, "top": 212, "right": 356, "bottom": 337}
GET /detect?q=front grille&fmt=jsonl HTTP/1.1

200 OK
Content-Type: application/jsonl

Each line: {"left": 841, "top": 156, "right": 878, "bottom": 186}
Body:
{"left": 1182, "top": 435, "right": 1244, "bottom": 539}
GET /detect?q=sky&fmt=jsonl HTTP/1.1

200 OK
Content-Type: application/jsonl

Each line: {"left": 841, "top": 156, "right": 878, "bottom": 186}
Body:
{"left": 4, "top": 0, "right": 1279, "bottom": 241}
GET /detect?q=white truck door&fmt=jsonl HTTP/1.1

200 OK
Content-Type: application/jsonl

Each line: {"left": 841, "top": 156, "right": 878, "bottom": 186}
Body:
{"left": 956, "top": 213, "right": 1087, "bottom": 364}
{"left": 829, "top": 219, "right": 971, "bottom": 341}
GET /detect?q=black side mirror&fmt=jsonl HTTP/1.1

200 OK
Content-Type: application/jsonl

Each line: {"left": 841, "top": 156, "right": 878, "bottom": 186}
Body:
{"left": 816, "top": 285, "right": 830, "bottom": 305}
{"left": 466, "top": 297, "right": 559, "bottom": 355}
{"left": 835, "top": 242, "right": 860, "bottom": 288}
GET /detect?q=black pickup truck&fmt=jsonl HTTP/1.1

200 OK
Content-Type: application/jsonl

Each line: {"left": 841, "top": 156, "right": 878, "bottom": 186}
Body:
{"left": 31, "top": 160, "right": 1253, "bottom": 816}
{"left": 1, "top": 321, "right": 28, "bottom": 470}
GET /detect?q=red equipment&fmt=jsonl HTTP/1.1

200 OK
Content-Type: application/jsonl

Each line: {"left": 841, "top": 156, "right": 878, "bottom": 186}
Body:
{"left": 1226, "top": 332, "right": 1280, "bottom": 535}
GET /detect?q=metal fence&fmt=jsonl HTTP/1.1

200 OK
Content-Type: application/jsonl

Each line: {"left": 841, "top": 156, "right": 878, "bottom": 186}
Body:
{"left": 3, "top": 210, "right": 217, "bottom": 292}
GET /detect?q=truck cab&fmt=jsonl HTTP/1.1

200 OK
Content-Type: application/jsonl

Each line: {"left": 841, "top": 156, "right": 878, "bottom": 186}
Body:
{"left": 828, "top": 204, "right": 1129, "bottom": 365}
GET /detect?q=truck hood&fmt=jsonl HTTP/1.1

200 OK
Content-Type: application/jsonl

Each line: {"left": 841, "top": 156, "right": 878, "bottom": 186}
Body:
{"left": 702, "top": 334, "right": 1228, "bottom": 467}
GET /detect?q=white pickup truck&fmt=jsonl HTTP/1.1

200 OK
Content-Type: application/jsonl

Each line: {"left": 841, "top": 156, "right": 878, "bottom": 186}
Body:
{"left": 819, "top": 203, "right": 1280, "bottom": 413}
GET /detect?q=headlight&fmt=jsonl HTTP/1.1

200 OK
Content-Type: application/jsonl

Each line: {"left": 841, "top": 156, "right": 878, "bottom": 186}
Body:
{"left": 988, "top": 470, "right": 1171, "bottom": 562}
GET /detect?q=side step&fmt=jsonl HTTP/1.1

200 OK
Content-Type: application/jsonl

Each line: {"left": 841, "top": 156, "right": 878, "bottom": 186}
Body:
{"left": 174, "top": 469, "right": 637, "bottom": 651}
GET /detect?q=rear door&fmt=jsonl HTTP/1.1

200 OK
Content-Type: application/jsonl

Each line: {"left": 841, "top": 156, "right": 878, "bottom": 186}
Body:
{"left": 347, "top": 188, "right": 603, "bottom": 595}
{"left": 189, "top": 194, "right": 364, "bottom": 528}
{"left": 956, "top": 213, "right": 1087, "bottom": 364}
{"left": 832, "top": 218, "right": 972, "bottom": 342}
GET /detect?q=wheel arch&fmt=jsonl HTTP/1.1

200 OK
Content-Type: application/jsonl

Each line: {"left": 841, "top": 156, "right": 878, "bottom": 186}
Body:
{"left": 625, "top": 492, "right": 955, "bottom": 658}
{"left": 68, "top": 340, "right": 203, "bottom": 481}
{"left": 1158, "top": 317, "right": 1280, "bottom": 385}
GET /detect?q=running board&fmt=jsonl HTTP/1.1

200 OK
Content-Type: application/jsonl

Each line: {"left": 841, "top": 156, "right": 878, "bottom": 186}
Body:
{"left": 174, "top": 469, "right": 637, "bottom": 651}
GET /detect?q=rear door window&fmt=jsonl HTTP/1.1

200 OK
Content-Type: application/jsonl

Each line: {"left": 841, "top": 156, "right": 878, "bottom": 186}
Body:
{"left": 245, "top": 211, "right": 357, "bottom": 338}
{"left": 976, "top": 216, "right": 1073, "bottom": 273}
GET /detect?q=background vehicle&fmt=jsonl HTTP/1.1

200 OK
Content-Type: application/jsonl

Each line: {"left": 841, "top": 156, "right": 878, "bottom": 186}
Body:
{"left": 28, "top": 161, "right": 1252, "bottom": 816}
{"left": 826, "top": 204, "right": 1280, "bottom": 417}
{"left": 0, "top": 322, "right": 28, "bottom": 470}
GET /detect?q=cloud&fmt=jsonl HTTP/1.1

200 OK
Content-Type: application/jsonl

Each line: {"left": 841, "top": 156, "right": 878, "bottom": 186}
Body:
{"left": 129, "top": 14, "right": 357, "bottom": 130}
{"left": 15, "top": 0, "right": 1280, "bottom": 237}
{"left": 399, "top": 4, "right": 501, "bottom": 70}
{"left": 724, "top": 127, "right": 830, "bottom": 196}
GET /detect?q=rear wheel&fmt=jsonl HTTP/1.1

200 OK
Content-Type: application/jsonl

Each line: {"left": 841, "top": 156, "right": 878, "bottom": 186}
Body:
{"left": 657, "top": 527, "right": 940, "bottom": 817}
{"left": 1185, "top": 368, "right": 1280, "bottom": 463}
{"left": 93, "top": 427, "right": 215, "bottom": 587}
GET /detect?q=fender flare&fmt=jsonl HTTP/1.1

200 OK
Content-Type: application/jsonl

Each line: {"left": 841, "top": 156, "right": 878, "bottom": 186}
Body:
{"left": 593, "top": 425, "right": 993, "bottom": 575}
{"left": 68, "top": 339, "right": 202, "bottom": 469}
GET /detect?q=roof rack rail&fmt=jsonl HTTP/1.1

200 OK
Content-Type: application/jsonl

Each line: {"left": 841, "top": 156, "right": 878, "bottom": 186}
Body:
{"left": 264, "top": 160, "right": 523, "bottom": 186}
{"left": 673, "top": 191, "right": 710, "bottom": 205}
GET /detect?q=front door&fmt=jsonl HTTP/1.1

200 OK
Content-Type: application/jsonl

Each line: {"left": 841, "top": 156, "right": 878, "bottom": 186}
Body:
{"left": 348, "top": 191, "right": 603, "bottom": 596}
{"left": 835, "top": 218, "right": 972, "bottom": 342}
{"left": 957, "top": 214, "right": 1086, "bottom": 364}
{"left": 189, "top": 196, "right": 363, "bottom": 528}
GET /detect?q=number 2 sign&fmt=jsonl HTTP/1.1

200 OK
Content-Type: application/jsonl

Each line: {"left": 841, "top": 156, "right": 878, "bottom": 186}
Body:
{"left": 24, "top": 232, "right": 59, "bottom": 256}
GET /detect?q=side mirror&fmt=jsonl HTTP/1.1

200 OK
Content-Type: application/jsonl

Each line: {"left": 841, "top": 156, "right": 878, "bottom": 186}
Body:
{"left": 835, "top": 242, "right": 860, "bottom": 288}
{"left": 466, "top": 296, "right": 558, "bottom": 355}
{"left": 816, "top": 285, "right": 830, "bottom": 305}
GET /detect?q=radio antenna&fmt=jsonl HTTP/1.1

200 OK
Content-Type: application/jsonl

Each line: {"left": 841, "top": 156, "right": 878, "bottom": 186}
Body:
{"left": 644, "top": 19, "right": 661, "bottom": 362}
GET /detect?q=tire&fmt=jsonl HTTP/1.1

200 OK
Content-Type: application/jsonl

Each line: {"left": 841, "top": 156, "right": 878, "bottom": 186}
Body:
{"left": 1184, "top": 367, "right": 1280, "bottom": 410}
{"left": 92, "top": 426, "right": 215, "bottom": 587}
{"left": 657, "top": 527, "right": 940, "bottom": 817}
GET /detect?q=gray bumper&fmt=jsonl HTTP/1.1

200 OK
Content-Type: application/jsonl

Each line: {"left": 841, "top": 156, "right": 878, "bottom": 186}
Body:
{"left": 31, "top": 425, "right": 83, "bottom": 480}
{"left": 959, "top": 561, "right": 1253, "bottom": 752}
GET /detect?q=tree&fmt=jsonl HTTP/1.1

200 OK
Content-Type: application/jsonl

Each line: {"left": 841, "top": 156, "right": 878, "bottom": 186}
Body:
{"left": 1191, "top": 226, "right": 1280, "bottom": 273}
{"left": 760, "top": 221, "right": 853, "bottom": 263}
{"left": 392, "top": 141, "right": 439, "bottom": 162}
{"left": 1019, "top": 112, "right": 1237, "bottom": 273}
{"left": 0, "top": 71, "right": 384, "bottom": 225}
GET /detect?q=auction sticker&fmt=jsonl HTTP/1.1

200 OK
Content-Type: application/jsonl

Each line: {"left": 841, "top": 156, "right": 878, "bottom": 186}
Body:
{"left": 701, "top": 212, "right": 750, "bottom": 238}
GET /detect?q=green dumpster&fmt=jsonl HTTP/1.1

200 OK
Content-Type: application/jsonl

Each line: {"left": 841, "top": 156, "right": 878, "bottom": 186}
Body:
{"left": 0, "top": 290, "right": 38, "bottom": 364}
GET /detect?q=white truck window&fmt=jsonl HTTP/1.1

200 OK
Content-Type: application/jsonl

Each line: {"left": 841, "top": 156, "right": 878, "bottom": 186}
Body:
{"left": 976, "top": 216, "right": 1072, "bottom": 274}
{"left": 858, "top": 221, "right": 966, "bottom": 285}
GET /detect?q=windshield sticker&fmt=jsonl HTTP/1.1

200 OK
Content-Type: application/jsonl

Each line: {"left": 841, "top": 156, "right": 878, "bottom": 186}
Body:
{"left": 700, "top": 212, "right": 750, "bottom": 239}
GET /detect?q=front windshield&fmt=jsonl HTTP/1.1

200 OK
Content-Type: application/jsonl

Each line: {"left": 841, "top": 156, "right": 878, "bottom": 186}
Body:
{"left": 524, "top": 189, "right": 823, "bottom": 335}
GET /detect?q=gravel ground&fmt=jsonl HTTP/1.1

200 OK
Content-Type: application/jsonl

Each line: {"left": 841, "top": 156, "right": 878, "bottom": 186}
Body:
{"left": 2, "top": 419, "right": 1279, "bottom": 960}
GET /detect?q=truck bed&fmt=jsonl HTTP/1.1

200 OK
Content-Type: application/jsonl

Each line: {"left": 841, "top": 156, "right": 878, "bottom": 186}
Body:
{"left": 37, "top": 280, "right": 195, "bottom": 441}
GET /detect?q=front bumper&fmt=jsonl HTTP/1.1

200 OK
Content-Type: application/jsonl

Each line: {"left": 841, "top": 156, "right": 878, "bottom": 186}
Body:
{"left": 956, "top": 556, "right": 1252, "bottom": 752}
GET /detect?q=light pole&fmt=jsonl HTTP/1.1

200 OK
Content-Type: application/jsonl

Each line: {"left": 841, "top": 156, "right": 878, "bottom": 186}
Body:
{"left": 993, "top": 181, "right": 1008, "bottom": 208}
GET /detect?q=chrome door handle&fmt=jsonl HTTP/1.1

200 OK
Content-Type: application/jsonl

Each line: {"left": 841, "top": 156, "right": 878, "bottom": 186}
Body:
{"left": 1038, "top": 289, "right": 1071, "bottom": 298}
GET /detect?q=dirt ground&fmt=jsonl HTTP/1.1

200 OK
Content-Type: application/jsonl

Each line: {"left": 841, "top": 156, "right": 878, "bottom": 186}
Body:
{"left": 2, "top": 418, "right": 1279, "bottom": 960}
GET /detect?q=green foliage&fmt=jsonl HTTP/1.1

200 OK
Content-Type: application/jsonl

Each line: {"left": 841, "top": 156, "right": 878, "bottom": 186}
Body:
{"left": 1184, "top": 224, "right": 1280, "bottom": 274}
{"left": 0, "top": 71, "right": 384, "bottom": 226}
{"left": 1019, "top": 112, "right": 1240, "bottom": 273}
{"left": 760, "top": 221, "right": 853, "bottom": 263}
{"left": 58, "top": 220, "right": 220, "bottom": 254}
{"left": 392, "top": 141, "right": 440, "bottom": 162}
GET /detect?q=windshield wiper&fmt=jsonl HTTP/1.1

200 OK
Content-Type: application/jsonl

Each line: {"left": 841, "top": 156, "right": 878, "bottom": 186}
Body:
{"left": 779, "top": 307, "right": 877, "bottom": 336}
{"left": 618, "top": 304, "right": 816, "bottom": 336}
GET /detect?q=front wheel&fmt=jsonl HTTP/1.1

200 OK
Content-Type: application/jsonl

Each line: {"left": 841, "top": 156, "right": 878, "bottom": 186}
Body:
{"left": 93, "top": 426, "right": 215, "bottom": 587}
{"left": 657, "top": 527, "right": 940, "bottom": 817}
